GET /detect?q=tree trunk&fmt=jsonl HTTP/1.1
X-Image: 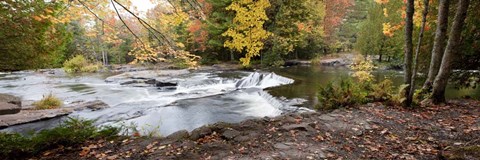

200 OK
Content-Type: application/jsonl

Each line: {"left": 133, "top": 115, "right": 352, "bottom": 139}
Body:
{"left": 378, "top": 36, "right": 386, "bottom": 62}
{"left": 432, "top": 0, "right": 470, "bottom": 104}
{"left": 403, "top": 0, "right": 414, "bottom": 107}
{"left": 423, "top": 0, "right": 450, "bottom": 90}
{"left": 408, "top": 0, "right": 430, "bottom": 105}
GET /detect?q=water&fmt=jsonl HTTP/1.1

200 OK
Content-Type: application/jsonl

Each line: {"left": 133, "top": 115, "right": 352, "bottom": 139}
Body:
{"left": 268, "top": 65, "right": 480, "bottom": 107}
{"left": 0, "top": 70, "right": 308, "bottom": 136}
{"left": 1, "top": 66, "right": 478, "bottom": 135}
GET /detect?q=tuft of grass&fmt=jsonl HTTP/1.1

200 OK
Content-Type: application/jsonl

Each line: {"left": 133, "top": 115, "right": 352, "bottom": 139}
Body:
{"left": 0, "top": 118, "right": 120, "bottom": 159}
{"left": 33, "top": 93, "right": 62, "bottom": 110}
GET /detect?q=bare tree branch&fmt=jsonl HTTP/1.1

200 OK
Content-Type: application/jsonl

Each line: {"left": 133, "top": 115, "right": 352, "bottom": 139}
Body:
{"left": 112, "top": 0, "right": 175, "bottom": 48}
{"left": 110, "top": 0, "right": 146, "bottom": 48}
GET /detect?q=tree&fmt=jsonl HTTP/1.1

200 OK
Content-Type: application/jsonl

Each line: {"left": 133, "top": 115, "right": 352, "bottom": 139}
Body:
{"left": 403, "top": 0, "right": 414, "bottom": 107}
{"left": 423, "top": 0, "right": 450, "bottom": 90}
{"left": 431, "top": 0, "right": 471, "bottom": 104}
{"left": 408, "top": 0, "right": 430, "bottom": 105}
{"left": 263, "top": 0, "right": 313, "bottom": 66}
{"left": 324, "top": 0, "right": 353, "bottom": 46}
{"left": 0, "top": 0, "right": 71, "bottom": 71}
{"left": 222, "top": 0, "right": 271, "bottom": 66}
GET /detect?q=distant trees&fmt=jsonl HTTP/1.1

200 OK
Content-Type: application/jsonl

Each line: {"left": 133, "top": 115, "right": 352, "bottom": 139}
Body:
{"left": 0, "top": 1, "right": 70, "bottom": 70}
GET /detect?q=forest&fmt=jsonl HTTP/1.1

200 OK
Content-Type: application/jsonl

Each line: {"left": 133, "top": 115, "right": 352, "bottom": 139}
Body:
{"left": 0, "top": 0, "right": 479, "bottom": 159}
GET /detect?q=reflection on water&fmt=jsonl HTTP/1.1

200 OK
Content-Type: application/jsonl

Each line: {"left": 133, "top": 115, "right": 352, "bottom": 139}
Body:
{"left": 268, "top": 66, "right": 480, "bottom": 108}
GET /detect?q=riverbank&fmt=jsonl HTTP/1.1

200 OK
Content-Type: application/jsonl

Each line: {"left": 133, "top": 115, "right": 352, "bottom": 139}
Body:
{"left": 28, "top": 99, "right": 479, "bottom": 160}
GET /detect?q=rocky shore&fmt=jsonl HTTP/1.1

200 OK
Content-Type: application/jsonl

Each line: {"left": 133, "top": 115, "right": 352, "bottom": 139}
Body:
{"left": 32, "top": 100, "right": 479, "bottom": 160}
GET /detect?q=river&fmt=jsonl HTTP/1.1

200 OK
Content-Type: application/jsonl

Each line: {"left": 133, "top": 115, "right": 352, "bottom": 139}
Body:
{"left": 0, "top": 65, "right": 478, "bottom": 136}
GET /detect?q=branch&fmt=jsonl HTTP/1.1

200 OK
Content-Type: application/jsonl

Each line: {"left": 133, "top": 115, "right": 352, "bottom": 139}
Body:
{"left": 110, "top": 0, "right": 146, "bottom": 48}
{"left": 112, "top": 0, "right": 175, "bottom": 48}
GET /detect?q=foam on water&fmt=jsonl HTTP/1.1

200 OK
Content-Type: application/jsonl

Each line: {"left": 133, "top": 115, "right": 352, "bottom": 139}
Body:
{"left": 0, "top": 70, "right": 309, "bottom": 135}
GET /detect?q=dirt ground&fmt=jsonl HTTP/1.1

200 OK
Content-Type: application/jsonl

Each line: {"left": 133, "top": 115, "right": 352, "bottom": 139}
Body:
{"left": 32, "top": 99, "right": 479, "bottom": 160}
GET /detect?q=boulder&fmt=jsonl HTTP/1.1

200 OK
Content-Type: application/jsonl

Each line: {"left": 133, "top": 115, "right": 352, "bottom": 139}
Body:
{"left": 190, "top": 126, "right": 213, "bottom": 140}
{"left": 73, "top": 100, "right": 109, "bottom": 111}
{"left": 0, "top": 102, "right": 21, "bottom": 115}
{"left": 0, "top": 93, "right": 21, "bottom": 107}
{"left": 166, "top": 130, "right": 190, "bottom": 141}
{"left": 221, "top": 129, "right": 240, "bottom": 140}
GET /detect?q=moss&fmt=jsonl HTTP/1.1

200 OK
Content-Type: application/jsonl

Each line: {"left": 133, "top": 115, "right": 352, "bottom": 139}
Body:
{"left": 33, "top": 93, "right": 62, "bottom": 110}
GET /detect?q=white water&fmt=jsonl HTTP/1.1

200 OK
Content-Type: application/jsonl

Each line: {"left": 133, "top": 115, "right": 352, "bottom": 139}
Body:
{"left": 0, "top": 70, "right": 310, "bottom": 135}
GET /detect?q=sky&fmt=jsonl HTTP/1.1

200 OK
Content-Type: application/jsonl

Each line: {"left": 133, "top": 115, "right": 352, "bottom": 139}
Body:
{"left": 131, "top": 0, "right": 156, "bottom": 12}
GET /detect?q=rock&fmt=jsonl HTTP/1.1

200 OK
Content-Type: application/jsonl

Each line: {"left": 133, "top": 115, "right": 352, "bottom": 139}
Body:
{"left": 274, "top": 143, "right": 291, "bottom": 150}
{"left": 73, "top": 100, "right": 109, "bottom": 111}
{"left": 156, "top": 81, "right": 177, "bottom": 87}
{"left": 105, "top": 70, "right": 190, "bottom": 83}
{"left": 221, "top": 129, "right": 240, "bottom": 140}
{"left": 0, "top": 108, "right": 72, "bottom": 129}
{"left": 234, "top": 136, "right": 250, "bottom": 142}
{"left": 166, "top": 130, "right": 189, "bottom": 140}
{"left": 144, "top": 79, "right": 156, "bottom": 84}
{"left": 190, "top": 126, "right": 213, "bottom": 140}
{"left": 281, "top": 123, "right": 312, "bottom": 131}
{"left": 0, "top": 102, "right": 21, "bottom": 115}
{"left": 318, "top": 114, "right": 336, "bottom": 121}
{"left": 352, "top": 127, "right": 363, "bottom": 136}
{"left": 315, "top": 150, "right": 326, "bottom": 159}
{"left": 0, "top": 93, "right": 21, "bottom": 107}
{"left": 120, "top": 80, "right": 142, "bottom": 85}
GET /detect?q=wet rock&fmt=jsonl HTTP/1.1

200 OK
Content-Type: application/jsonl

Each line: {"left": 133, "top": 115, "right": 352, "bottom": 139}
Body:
{"left": 120, "top": 80, "right": 142, "bottom": 85}
{"left": 73, "top": 100, "right": 109, "bottom": 111}
{"left": 0, "top": 102, "right": 21, "bottom": 115}
{"left": 156, "top": 81, "right": 177, "bottom": 87}
{"left": 144, "top": 79, "right": 156, "bottom": 84}
{"left": 0, "top": 93, "right": 21, "bottom": 107}
{"left": 105, "top": 70, "right": 190, "bottom": 82}
{"left": 190, "top": 126, "right": 213, "bottom": 140}
{"left": 166, "top": 130, "right": 189, "bottom": 140}
{"left": 0, "top": 108, "right": 72, "bottom": 129}
{"left": 221, "top": 129, "right": 240, "bottom": 140}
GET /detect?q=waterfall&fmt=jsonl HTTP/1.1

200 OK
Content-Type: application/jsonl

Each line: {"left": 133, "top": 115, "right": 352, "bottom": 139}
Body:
{"left": 235, "top": 72, "right": 294, "bottom": 89}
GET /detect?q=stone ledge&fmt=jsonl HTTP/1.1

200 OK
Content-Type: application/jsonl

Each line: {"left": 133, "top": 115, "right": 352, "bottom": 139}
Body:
{"left": 0, "top": 108, "right": 73, "bottom": 129}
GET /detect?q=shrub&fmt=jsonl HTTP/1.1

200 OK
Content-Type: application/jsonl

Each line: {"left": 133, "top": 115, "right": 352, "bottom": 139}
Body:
{"left": 369, "top": 79, "right": 395, "bottom": 102}
{"left": 33, "top": 93, "right": 62, "bottom": 110}
{"left": 392, "top": 84, "right": 409, "bottom": 105}
{"left": 0, "top": 118, "right": 120, "bottom": 159}
{"left": 63, "top": 55, "right": 102, "bottom": 73}
{"left": 80, "top": 63, "right": 102, "bottom": 73}
{"left": 316, "top": 78, "right": 368, "bottom": 110}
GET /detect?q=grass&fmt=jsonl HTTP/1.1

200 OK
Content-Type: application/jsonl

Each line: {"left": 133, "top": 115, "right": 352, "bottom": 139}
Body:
{"left": 33, "top": 93, "right": 63, "bottom": 110}
{"left": 0, "top": 118, "right": 120, "bottom": 159}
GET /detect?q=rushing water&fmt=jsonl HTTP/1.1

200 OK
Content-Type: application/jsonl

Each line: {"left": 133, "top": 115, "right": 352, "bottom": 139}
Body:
{"left": 0, "top": 69, "right": 308, "bottom": 135}
{"left": 1, "top": 66, "right": 479, "bottom": 136}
